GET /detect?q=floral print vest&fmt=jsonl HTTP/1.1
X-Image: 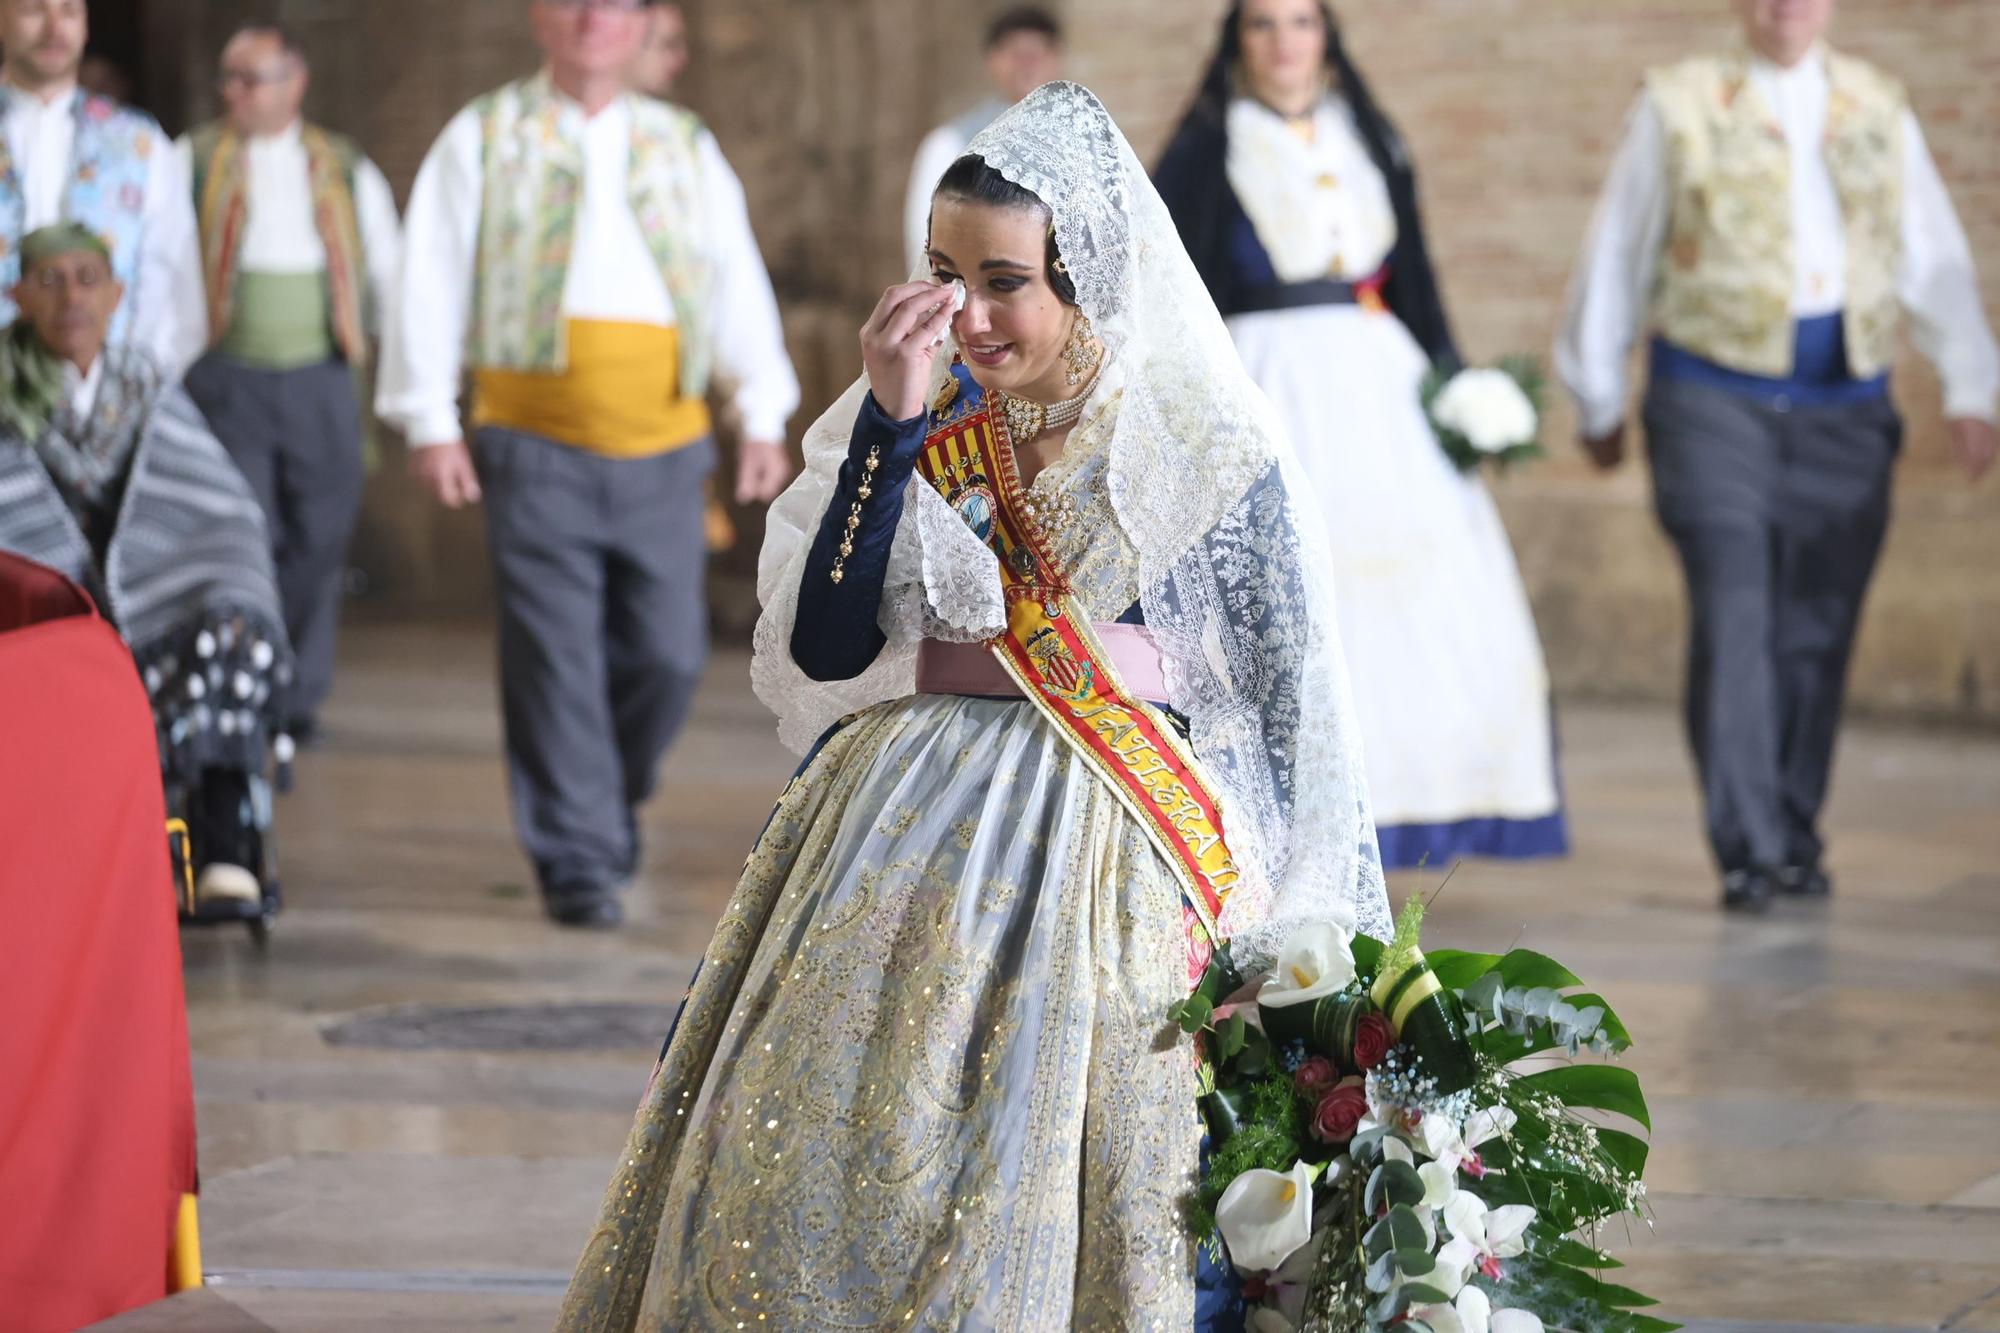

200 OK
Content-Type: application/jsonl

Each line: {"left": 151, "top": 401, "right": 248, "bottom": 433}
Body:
{"left": 1647, "top": 49, "right": 1905, "bottom": 380}
{"left": 468, "top": 73, "right": 715, "bottom": 398}
{"left": 0, "top": 91, "right": 160, "bottom": 349}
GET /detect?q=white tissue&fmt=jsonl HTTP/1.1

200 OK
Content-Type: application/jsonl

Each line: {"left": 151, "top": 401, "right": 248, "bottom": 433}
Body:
{"left": 933, "top": 279, "right": 967, "bottom": 347}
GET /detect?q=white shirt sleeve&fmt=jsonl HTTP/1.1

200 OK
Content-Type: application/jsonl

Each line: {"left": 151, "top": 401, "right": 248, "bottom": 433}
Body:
{"left": 1896, "top": 111, "right": 1999, "bottom": 424}
{"left": 904, "top": 124, "right": 962, "bottom": 275}
{"left": 353, "top": 156, "right": 404, "bottom": 343}
{"left": 1555, "top": 94, "right": 1670, "bottom": 440}
{"left": 136, "top": 131, "right": 209, "bottom": 379}
{"left": 698, "top": 130, "right": 799, "bottom": 444}
{"left": 375, "top": 108, "right": 482, "bottom": 447}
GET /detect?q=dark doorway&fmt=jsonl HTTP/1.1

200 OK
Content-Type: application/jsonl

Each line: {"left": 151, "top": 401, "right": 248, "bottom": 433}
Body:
{"left": 80, "top": 0, "right": 153, "bottom": 115}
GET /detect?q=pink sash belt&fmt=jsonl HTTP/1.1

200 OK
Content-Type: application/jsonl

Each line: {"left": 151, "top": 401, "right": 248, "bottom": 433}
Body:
{"left": 916, "top": 623, "right": 1170, "bottom": 705}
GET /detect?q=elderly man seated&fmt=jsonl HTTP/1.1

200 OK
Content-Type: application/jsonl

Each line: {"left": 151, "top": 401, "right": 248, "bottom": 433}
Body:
{"left": 0, "top": 223, "right": 291, "bottom": 909}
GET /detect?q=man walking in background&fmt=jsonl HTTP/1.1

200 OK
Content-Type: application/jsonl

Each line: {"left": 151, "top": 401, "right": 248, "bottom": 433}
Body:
{"left": 0, "top": 0, "right": 204, "bottom": 376}
{"left": 1557, "top": 0, "right": 1999, "bottom": 913}
{"left": 379, "top": 0, "right": 799, "bottom": 929}
{"left": 626, "top": 1, "right": 689, "bottom": 98}
{"left": 901, "top": 6, "right": 1062, "bottom": 270}
{"left": 179, "top": 23, "right": 403, "bottom": 743}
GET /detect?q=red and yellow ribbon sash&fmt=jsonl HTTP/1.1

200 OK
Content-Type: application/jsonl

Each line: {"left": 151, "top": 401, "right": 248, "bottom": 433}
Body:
{"left": 916, "top": 387, "right": 1243, "bottom": 938}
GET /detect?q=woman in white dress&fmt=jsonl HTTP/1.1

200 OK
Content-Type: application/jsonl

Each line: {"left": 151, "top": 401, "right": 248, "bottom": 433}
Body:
{"left": 1157, "top": 0, "right": 1567, "bottom": 869}
{"left": 557, "top": 82, "right": 1384, "bottom": 1331}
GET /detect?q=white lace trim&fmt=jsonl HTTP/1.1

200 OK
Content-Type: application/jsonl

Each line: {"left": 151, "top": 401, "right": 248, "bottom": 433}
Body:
{"left": 751, "top": 83, "right": 1390, "bottom": 962}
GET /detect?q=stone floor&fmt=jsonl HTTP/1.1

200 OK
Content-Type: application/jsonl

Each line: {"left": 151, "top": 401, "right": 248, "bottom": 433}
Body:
{"left": 100, "top": 621, "right": 2000, "bottom": 1332}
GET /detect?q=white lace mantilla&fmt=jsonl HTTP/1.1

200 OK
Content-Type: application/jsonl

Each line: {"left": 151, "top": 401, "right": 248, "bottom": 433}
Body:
{"left": 752, "top": 82, "right": 1390, "bottom": 962}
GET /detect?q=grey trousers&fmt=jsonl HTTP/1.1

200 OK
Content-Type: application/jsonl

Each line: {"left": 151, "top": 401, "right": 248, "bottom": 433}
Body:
{"left": 184, "top": 353, "right": 364, "bottom": 724}
{"left": 1642, "top": 377, "right": 1899, "bottom": 876}
{"left": 472, "top": 428, "right": 714, "bottom": 897}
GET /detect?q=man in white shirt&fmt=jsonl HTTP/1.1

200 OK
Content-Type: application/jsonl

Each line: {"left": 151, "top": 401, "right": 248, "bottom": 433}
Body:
{"left": 378, "top": 0, "right": 800, "bottom": 930}
{"left": 177, "top": 23, "right": 402, "bottom": 744}
{"left": 901, "top": 6, "right": 1063, "bottom": 272}
{"left": 1556, "top": 0, "right": 2000, "bottom": 914}
{"left": 0, "top": 0, "right": 205, "bottom": 377}
{"left": 626, "top": 1, "right": 689, "bottom": 98}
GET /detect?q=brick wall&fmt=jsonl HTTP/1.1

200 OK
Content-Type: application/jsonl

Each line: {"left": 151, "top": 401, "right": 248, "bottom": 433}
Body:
{"left": 145, "top": 0, "right": 2000, "bottom": 718}
{"left": 1063, "top": 0, "right": 2000, "bottom": 721}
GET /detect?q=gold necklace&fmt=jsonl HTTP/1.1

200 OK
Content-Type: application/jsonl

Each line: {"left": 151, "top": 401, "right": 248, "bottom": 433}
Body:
{"left": 996, "top": 366, "right": 1101, "bottom": 444}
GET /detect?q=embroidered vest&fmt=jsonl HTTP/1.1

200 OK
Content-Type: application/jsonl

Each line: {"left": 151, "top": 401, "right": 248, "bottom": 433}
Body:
{"left": 1647, "top": 49, "right": 1905, "bottom": 379}
{"left": 468, "top": 74, "right": 714, "bottom": 397}
{"left": 0, "top": 91, "right": 160, "bottom": 347}
{"left": 186, "top": 120, "right": 370, "bottom": 367}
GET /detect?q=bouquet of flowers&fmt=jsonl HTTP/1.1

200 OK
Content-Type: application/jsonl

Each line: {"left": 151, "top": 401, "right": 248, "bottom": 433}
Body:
{"left": 1175, "top": 900, "right": 1669, "bottom": 1333}
{"left": 1421, "top": 357, "right": 1546, "bottom": 474}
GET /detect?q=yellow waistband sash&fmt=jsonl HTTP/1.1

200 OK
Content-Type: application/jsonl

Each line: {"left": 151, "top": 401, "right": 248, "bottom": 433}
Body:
{"left": 914, "top": 389, "right": 1243, "bottom": 942}
{"left": 473, "top": 318, "right": 710, "bottom": 458}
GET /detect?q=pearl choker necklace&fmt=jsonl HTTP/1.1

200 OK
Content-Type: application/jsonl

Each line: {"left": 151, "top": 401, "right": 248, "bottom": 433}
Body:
{"left": 996, "top": 368, "right": 1102, "bottom": 443}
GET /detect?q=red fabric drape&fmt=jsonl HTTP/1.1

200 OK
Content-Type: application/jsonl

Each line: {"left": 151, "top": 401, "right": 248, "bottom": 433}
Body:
{"left": 0, "top": 553, "right": 197, "bottom": 1331}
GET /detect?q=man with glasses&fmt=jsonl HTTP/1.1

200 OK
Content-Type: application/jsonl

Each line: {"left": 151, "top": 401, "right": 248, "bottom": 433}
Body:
{"left": 0, "top": 0, "right": 204, "bottom": 376}
{"left": 175, "top": 23, "right": 402, "bottom": 746}
{"left": 378, "top": 0, "right": 800, "bottom": 929}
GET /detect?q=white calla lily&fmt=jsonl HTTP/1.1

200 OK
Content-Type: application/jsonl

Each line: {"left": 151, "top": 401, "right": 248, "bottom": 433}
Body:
{"left": 1215, "top": 1162, "right": 1316, "bottom": 1273}
{"left": 1259, "top": 922, "right": 1356, "bottom": 1008}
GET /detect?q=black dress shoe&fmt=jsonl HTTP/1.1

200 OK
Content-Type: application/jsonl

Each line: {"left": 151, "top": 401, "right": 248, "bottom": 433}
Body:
{"left": 1721, "top": 868, "right": 1775, "bottom": 914}
{"left": 545, "top": 887, "right": 625, "bottom": 930}
{"left": 1777, "top": 864, "right": 1832, "bottom": 898}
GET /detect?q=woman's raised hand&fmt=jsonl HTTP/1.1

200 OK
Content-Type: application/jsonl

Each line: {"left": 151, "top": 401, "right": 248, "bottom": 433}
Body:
{"left": 860, "top": 280, "right": 958, "bottom": 422}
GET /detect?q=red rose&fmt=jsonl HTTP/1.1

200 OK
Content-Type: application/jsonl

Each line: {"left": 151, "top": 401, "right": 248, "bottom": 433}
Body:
{"left": 1311, "top": 1078, "right": 1369, "bottom": 1145}
{"left": 1293, "top": 1055, "right": 1338, "bottom": 1100}
{"left": 1352, "top": 1012, "right": 1395, "bottom": 1071}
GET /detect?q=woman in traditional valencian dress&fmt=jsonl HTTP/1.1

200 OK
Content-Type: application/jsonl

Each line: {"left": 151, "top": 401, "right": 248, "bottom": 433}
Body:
{"left": 557, "top": 83, "right": 1386, "bottom": 1331}
{"left": 1156, "top": 0, "right": 1567, "bottom": 869}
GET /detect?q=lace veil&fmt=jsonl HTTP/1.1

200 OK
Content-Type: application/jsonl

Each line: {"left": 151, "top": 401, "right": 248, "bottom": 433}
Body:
{"left": 751, "top": 82, "right": 1389, "bottom": 962}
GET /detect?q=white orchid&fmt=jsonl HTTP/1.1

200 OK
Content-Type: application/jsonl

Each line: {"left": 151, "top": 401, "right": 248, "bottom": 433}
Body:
{"left": 1418, "top": 1104, "right": 1517, "bottom": 1176}
{"left": 1259, "top": 922, "right": 1356, "bottom": 1009}
{"left": 1419, "top": 1160, "right": 1462, "bottom": 1210}
{"left": 1376, "top": 1134, "right": 1455, "bottom": 1205}
{"left": 1215, "top": 1161, "right": 1316, "bottom": 1273}
{"left": 1438, "top": 1193, "right": 1535, "bottom": 1283}
{"left": 1419, "top": 1111, "right": 1470, "bottom": 1169}
{"left": 1457, "top": 1106, "right": 1519, "bottom": 1181}
{"left": 1413, "top": 1284, "right": 1548, "bottom": 1333}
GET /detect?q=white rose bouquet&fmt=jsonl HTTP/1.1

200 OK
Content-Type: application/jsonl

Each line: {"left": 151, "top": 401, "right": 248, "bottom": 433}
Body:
{"left": 1422, "top": 356, "right": 1547, "bottom": 474}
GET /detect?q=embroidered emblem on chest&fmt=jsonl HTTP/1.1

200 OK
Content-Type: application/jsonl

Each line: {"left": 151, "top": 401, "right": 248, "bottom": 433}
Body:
{"left": 1025, "top": 625, "right": 1093, "bottom": 702}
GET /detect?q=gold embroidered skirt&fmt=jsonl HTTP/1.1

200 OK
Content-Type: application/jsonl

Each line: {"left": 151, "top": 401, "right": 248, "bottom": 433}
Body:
{"left": 557, "top": 694, "right": 1202, "bottom": 1331}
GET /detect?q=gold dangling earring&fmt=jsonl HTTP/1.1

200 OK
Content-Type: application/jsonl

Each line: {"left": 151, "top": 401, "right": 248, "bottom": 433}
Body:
{"left": 1063, "top": 311, "right": 1102, "bottom": 387}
